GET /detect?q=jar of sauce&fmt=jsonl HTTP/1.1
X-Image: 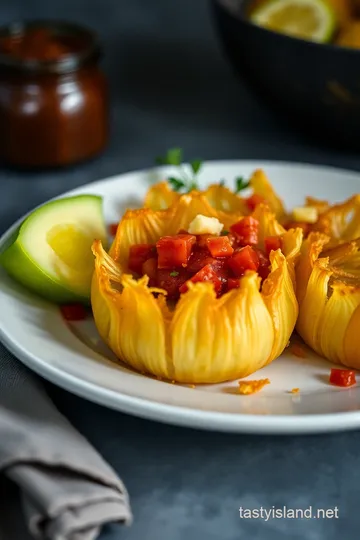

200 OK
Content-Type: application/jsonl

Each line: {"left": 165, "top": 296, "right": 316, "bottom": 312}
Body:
{"left": 0, "top": 20, "right": 108, "bottom": 168}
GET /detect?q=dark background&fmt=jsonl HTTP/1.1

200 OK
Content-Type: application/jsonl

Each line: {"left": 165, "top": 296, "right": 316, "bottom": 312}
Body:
{"left": 2, "top": 1, "right": 360, "bottom": 539}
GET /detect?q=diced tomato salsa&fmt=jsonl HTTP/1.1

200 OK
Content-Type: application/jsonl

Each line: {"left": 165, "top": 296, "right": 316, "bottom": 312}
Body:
{"left": 126, "top": 216, "right": 282, "bottom": 300}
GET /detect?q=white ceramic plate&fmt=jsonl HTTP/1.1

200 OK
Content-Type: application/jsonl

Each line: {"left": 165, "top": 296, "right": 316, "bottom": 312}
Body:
{"left": 2, "top": 160, "right": 360, "bottom": 435}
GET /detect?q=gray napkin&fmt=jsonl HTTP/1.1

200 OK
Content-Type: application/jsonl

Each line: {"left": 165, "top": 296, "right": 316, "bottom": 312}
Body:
{"left": 0, "top": 344, "right": 132, "bottom": 540}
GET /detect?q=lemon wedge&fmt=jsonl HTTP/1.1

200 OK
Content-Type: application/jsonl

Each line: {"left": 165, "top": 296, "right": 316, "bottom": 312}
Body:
{"left": 0, "top": 195, "right": 108, "bottom": 303}
{"left": 250, "top": 0, "right": 336, "bottom": 43}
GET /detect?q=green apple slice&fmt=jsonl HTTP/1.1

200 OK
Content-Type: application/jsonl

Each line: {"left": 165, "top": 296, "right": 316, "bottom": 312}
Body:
{"left": 0, "top": 195, "right": 108, "bottom": 304}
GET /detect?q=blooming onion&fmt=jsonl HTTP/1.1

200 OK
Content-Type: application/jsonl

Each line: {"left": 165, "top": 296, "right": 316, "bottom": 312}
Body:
{"left": 296, "top": 200, "right": 360, "bottom": 368}
{"left": 91, "top": 190, "right": 302, "bottom": 384}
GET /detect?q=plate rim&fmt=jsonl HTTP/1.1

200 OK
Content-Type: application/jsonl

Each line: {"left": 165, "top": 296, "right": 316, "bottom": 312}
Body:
{"left": 2, "top": 159, "right": 360, "bottom": 435}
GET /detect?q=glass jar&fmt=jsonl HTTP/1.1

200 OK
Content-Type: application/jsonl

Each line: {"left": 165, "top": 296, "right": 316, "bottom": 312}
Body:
{"left": 0, "top": 20, "right": 108, "bottom": 168}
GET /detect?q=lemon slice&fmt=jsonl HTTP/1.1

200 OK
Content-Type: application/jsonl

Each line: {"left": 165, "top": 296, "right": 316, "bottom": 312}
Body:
{"left": 0, "top": 195, "right": 108, "bottom": 304}
{"left": 250, "top": 0, "right": 336, "bottom": 43}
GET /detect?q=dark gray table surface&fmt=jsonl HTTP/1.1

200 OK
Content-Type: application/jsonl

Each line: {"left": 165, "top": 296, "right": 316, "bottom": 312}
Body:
{"left": 2, "top": 1, "right": 360, "bottom": 539}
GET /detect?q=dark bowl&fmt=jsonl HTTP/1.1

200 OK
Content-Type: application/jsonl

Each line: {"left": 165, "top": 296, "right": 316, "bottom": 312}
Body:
{"left": 211, "top": 0, "right": 360, "bottom": 151}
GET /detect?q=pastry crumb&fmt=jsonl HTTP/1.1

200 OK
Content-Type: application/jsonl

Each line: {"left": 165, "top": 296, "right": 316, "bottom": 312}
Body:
{"left": 290, "top": 387, "right": 300, "bottom": 394}
{"left": 188, "top": 384, "right": 196, "bottom": 389}
{"left": 290, "top": 344, "right": 307, "bottom": 358}
{"left": 238, "top": 378, "right": 270, "bottom": 395}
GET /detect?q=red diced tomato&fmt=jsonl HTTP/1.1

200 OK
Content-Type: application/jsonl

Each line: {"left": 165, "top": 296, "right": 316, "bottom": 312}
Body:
{"left": 187, "top": 247, "right": 217, "bottom": 273}
{"left": 128, "top": 244, "right": 155, "bottom": 274}
{"left": 142, "top": 257, "right": 158, "bottom": 285}
{"left": 157, "top": 268, "right": 189, "bottom": 300}
{"left": 179, "top": 264, "right": 222, "bottom": 295}
{"left": 245, "top": 194, "right": 266, "bottom": 211}
{"left": 258, "top": 264, "right": 270, "bottom": 281}
{"left": 227, "top": 278, "right": 241, "bottom": 291}
{"left": 212, "top": 261, "right": 229, "bottom": 295}
{"left": 329, "top": 368, "right": 356, "bottom": 387}
{"left": 264, "top": 236, "right": 282, "bottom": 257}
{"left": 60, "top": 303, "right": 87, "bottom": 321}
{"left": 156, "top": 234, "right": 196, "bottom": 269}
{"left": 206, "top": 236, "right": 234, "bottom": 258}
{"left": 230, "top": 216, "right": 259, "bottom": 246}
{"left": 254, "top": 248, "right": 270, "bottom": 280}
{"left": 211, "top": 259, "right": 228, "bottom": 277}
{"left": 197, "top": 234, "right": 213, "bottom": 248}
{"left": 227, "top": 232, "right": 238, "bottom": 248}
{"left": 109, "top": 223, "right": 118, "bottom": 236}
{"left": 228, "top": 246, "right": 259, "bottom": 277}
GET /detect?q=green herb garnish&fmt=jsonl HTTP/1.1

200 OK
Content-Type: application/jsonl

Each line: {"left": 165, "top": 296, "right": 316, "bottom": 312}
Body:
{"left": 155, "top": 148, "right": 203, "bottom": 193}
{"left": 156, "top": 147, "right": 183, "bottom": 167}
{"left": 190, "top": 159, "right": 202, "bottom": 175}
{"left": 167, "top": 177, "right": 186, "bottom": 191}
{"left": 234, "top": 176, "right": 250, "bottom": 193}
{"left": 169, "top": 271, "right": 179, "bottom": 277}
{"left": 219, "top": 179, "right": 225, "bottom": 187}
{"left": 221, "top": 230, "right": 229, "bottom": 236}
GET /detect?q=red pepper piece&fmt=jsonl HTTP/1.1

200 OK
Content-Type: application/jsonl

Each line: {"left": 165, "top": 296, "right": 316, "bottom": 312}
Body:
{"left": 157, "top": 268, "right": 190, "bottom": 300}
{"left": 227, "top": 232, "right": 239, "bottom": 248}
{"left": 128, "top": 244, "right": 155, "bottom": 274}
{"left": 142, "top": 257, "right": 158, "bottom": 285}
{"left": 187, "top": 247, "right": 217, "bottom": 274}
{"left": 156, "top": 234, "right": 196, "bottom": 269}
{"left": 212, "top": 260, "right": 229, "bottom": 296}
{"left": 179, "top": 264, "right": 222, "bottom": 295}
{"left": 230, "top": 216, "right": 259, "bottom": 246}
{"left": 206, "top": 236, "right": 234, "bottom": 258}
{"left": 254, "top": 248, "right": 271, "bottom": 280}
{"left": 264, "top": 236, "right": 282, "bottom": 256}
{"left": 197, "top": 234, "right": 214, "bottom": 248}
{"left": 245, "top": 194, "right": 266, "bottom": 211}
{"left": 329, "top": 368, "right": 356, "bottom": 387}
{"left": 228, "top": 246, "right": 260, "bottom": 277}
{"left": 227, "top": 277, "right": 241, "bottom": 291}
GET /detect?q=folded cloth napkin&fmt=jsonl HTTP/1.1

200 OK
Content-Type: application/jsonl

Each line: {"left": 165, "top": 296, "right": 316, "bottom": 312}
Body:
{"left": 0, "top": 344, "right": 132, "bottom": 540}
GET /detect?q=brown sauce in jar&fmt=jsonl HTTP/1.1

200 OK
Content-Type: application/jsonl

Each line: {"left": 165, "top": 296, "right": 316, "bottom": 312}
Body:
{"left": 0, "top": 21, "right": 109, "bottom": 168}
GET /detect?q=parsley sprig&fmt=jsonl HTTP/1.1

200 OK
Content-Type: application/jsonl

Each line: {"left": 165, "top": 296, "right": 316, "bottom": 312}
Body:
{"left": 155, "top": 148, "right": 203, "bottom": 193}
{"left": 234, "top": 176, "right": 250, "bottom": 193}
{"left": 155, "top": 148, "right": 250, "bottom": 195}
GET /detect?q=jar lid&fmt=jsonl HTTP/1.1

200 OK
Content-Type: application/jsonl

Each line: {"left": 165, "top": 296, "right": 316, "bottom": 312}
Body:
{"left": 0, "top": 19, "right": 102, "bottom": 74}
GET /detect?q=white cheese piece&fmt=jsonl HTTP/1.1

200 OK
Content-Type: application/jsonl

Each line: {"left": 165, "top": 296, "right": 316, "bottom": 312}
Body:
{"left": 292, "top": 206, "right": 318, "bottom": 224}
{"left": 187, "top": 214, "right": 224, "bottom": 235}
